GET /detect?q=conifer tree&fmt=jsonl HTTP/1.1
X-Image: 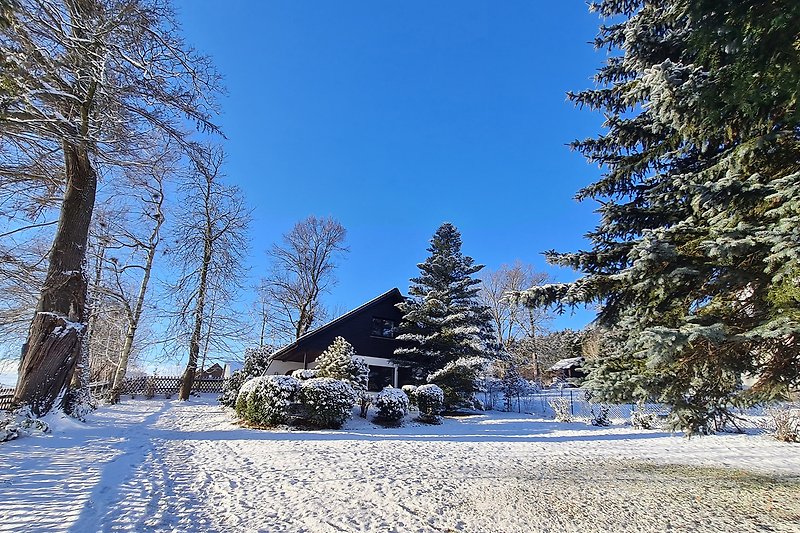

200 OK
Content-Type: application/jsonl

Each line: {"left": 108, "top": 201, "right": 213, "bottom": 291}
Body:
{"left": 314, "top": 336, "right": 368, "bottom": 391}
{"left": 393, "top": 223, "right": 499, "bottom": 381}
{"left": 517, "top": 1, "right": 800, "bottom": 434}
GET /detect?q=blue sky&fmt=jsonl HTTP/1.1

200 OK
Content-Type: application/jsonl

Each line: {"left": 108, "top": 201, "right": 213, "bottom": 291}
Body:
{"left": 174, "top": 1, "right": 606, "bottom": 332}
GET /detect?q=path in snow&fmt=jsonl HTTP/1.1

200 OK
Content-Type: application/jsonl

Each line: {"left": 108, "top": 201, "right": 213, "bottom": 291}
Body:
{"left": 1, "top": 396, "right": 799, "bottom": 533}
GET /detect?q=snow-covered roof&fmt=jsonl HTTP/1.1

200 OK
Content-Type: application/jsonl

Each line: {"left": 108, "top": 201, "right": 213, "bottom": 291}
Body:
{"left": 548, "top": 356, "right": 585, "bottom": 371}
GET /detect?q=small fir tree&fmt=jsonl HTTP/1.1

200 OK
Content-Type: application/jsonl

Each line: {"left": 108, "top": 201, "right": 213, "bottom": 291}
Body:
{"left": 314, "top": 336, "right": 369, "bottom": 391}
{"left": 393, "top": 223, "right": 500, "bottom": 381}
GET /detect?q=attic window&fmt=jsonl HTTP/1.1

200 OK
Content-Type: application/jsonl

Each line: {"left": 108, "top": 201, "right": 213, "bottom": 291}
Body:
{"left": 371, "top": 317, "right": 396, "bottom": 338}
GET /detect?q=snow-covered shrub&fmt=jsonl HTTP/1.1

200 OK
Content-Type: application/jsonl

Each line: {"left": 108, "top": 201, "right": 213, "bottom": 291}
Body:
{"left": 220, "top": 369, "right": 248, "bottom": 408}
{"left": 401, "top": 385, "right": 418, "bottom": 408}
{"left": 549, "top": 397, "right": 572, "bottom": 422}
{"left": 235, "top": 375, "right": 300, "bottom": 427}
{"left": 291, "top": 369, "right": 317, "bottom": 381}
{"left": 297, "top": 378, "right": 357, "bottom": 429}
{"left": 500, "top": 364, "right": 529, "bottom": 412}
{"left": 590, "top": 405, "right": 611, "bottom": 427}
{"left": 374, "top": 387, "right": 409, "bottom": 426}
{"left": 761, "top": 405, "right": 800, "bottom": 443}
{"left": 1, "top": 407, "right": 49, "bottom": 443}
{"left": 428, "top": 357, "right": 489, "bottom": 410}
{"left": 415, "top": 384, "right": 444, "bottom": 424}
{"left": 314, "top": 336, "right": 369, "bottom": 391}
{"left": 219, "top": 345, "right": 276, "bottom": 408}
{"left": 630, "top": 403, "right": 657, "bottom": 430}
{"left": 358, "top": 392, "right": 372, "bottom": 418}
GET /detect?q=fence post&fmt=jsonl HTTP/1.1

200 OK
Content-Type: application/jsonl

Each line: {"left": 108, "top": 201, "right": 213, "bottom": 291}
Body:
{"left": 570, "top": 390, "right": 574, "bottom": 415}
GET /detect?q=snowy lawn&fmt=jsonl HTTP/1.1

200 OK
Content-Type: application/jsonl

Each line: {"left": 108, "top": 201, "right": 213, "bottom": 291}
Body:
{"left": 1, "top": 396, "right": 799, "bottom": 533}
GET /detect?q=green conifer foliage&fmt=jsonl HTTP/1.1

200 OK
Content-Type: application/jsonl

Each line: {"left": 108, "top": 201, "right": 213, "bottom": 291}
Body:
{"left": 393, "top": 223, "right": 499, "bottom": 381}
{"left": 518, "top": 1, "right": 800, "bottom": 434}
{"left": 314, "top": 336, "right": 369, "bottom": 391}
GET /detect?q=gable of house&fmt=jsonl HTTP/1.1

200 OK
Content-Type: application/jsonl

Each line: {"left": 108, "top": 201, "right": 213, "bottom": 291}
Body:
{"left": 267, "top": 288, "right": 412, "bottom": 390}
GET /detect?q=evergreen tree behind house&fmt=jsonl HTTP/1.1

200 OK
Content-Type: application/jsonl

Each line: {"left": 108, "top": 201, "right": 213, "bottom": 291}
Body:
{"left": 392, "top": 223, "right": 500, "bottom": 382}
{"left": 515, "top": 1, "right": 800, "bottom": 434}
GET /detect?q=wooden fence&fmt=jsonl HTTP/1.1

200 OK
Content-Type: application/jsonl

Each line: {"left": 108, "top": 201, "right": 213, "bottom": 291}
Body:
{"left": 0, "top": 377, "right": 227, "bottom": 411}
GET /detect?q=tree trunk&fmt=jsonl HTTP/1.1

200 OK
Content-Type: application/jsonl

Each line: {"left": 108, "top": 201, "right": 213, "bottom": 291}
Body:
{"left": 14, "top": 142, "right": 97, "bottom": 415}
{"left": 110, "top": 211, "right": 163, "bottom": 403}
{"left": 178, "top": 225, "right": 212, "bottom": 401}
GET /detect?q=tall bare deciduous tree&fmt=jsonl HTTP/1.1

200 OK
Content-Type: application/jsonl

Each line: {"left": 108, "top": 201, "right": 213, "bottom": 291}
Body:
{"left": 261, "top": 216, "right": 349, "bottom": 344}
{"left": 170, "top": 148, "right": 250, "bottom": 401}
{"left": 479, "top": 261, "right": 553, "bottom": 347}
{"left": 1, "top": 0, "right": 221, "bottom": 414}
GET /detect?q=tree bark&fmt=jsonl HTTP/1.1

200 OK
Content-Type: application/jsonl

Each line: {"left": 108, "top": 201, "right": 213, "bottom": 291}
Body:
{"left": 14, "top": 142, "right": 97, "bottom": 415}
{"left": 178, "top": 205, "right": 212, "bottom": 401}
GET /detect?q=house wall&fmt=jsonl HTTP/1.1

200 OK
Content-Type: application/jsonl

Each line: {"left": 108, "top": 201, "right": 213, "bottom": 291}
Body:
{"left": 265, "top": 356, "right": 401, "bottom": 389}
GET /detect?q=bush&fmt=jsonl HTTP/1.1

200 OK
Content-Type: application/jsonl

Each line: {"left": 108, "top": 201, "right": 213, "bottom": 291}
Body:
{"left": 235, "top": 375, "right": 300, "bottom": 427}
{"left": 1, "top": 407, "right": 49, "bottom": 443}
{"left": 590, "top": 405, "right": 611, "bottom": 427}
{"left": 220, "top": 369, "right": 248, "bottom": 407}
{"left": 549, "top": 397, "right": 573, "bottom": 422}
{"left": 374, "top": 387, "right": 409, "bottom": 425}
{"left": 428, "top": 357, "right": 488, "bottom": 411}
{"left": 415, "top": 384, "right": 444, "bottom": 424}
{"left": 297, "top": 378, "right": 357, "bottom": 429}
{"left": 761, "top": 405, "right": 800, "bottom": 443}
{"left": 219, "top": 345, "right": 276, "bottom": 408}
{"left": 630, "top": 403, "right": 657, "bottom": 430}
{"left": 291, "top": 369, "right": 318, "bottom": 381}
{"left": 401, "top": 385, "right": 418, "bottom": 408}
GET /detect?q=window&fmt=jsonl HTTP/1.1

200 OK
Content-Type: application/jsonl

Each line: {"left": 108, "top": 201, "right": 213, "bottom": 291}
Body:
{"left": 371, "top": 317, "right": 396, "bottom": 338}
{"left": 368, "top": 365, "right": 394, "bottom": 391}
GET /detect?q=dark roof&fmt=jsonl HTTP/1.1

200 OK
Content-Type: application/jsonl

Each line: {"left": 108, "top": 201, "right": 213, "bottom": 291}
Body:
{"left": 270, "top": 288, "right": 404, "bottom": 362}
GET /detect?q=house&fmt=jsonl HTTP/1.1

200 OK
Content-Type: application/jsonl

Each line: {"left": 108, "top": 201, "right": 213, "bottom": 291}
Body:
{"left": 196, "top": 363, "right": 225, "bottom": 380}
{"left": 547, "top": 356, "right": 586, "bottom": 383}
{"left": 266, "top": 288, "right": 413, "bottom": 391}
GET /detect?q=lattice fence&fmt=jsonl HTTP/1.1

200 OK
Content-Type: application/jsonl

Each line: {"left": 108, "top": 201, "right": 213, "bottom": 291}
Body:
{"left": 0, "top": 377, "right": 227, "bottom": 411}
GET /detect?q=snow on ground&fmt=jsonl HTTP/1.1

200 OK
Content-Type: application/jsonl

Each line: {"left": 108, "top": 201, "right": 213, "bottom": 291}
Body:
{"left": 1, "top": 396, "right": 799, "bottom": 533}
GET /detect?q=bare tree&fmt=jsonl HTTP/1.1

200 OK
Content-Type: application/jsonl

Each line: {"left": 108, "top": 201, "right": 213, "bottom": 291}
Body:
{"left": 105, "top": 165, "right": 168, "bottom": 401}
{"left": 2, "top": 0, "right": 222, "bottom": 414}
{"left": 261, "top": 216, "right": 349, "bottom": 344}
{"left": 480, "top": 261, "right": 553, "bottom": 347}
{"left": 169, "top": 148, "right": 250, "bottom": 401}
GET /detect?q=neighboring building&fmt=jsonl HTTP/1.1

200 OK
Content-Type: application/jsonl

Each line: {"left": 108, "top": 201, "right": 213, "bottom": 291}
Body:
{"left": 223, "top": 361, "right": 243, "bottom": 379}
{"left": 196, "top": 363, "right": 225, "bottom": 380}
{"left": 547, "top": 356, "right": 586, "bottom": 382}
{"left": 266, "top": 288, "right": 413, "bottom": 391}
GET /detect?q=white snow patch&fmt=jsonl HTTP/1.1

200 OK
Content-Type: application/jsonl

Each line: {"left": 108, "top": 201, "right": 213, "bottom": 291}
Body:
{"left": 1, "top": 396, "right": 798, "bottom": 532}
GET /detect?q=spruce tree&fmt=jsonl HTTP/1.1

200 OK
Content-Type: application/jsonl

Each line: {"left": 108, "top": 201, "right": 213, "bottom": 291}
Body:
{"left": 518, "top": 1, "right": 800, "bottom": 434}
{"left": 393, "top": 223, "right": 499, "bottom": 381}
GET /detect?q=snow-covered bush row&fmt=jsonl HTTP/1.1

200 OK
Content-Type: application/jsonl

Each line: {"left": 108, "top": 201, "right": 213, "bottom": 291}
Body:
{"left": 235, "top": 375, "right": 300, "bottom": 427}
{"left": 590, "top": 405, "right": 611, "bottom": 427}
{"left": 291, "top": 369, "right": 317, "bottom": 381}
{"left": 297, "top": 378, "right": 357, "bottom": 429}
{"left": 1, "top": 407, "right": 49, "bottom": 443}
{"left": 374, "top": 387, "right": 409, "bottom": 425}
{"left": 415, "top": 384, "right": 444, "bottom": 424}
